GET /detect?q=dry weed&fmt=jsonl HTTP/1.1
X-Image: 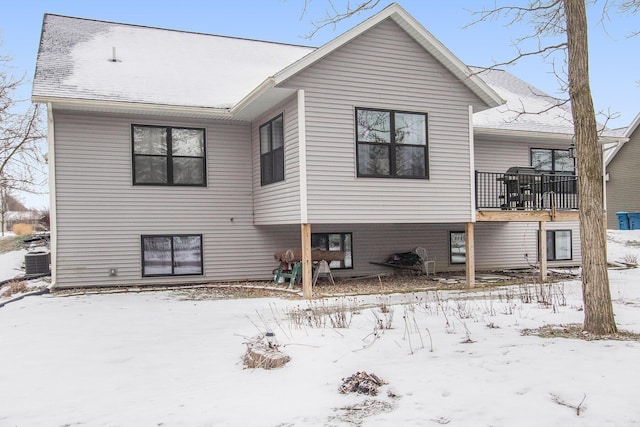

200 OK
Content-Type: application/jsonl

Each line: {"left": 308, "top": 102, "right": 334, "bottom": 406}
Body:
{"left": 1, "top": 281, "right": 28, "bottom": 297}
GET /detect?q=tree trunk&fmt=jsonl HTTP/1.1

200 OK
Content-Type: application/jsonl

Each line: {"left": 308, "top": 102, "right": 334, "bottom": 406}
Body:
{"left": 563, "top": 0, "right": 617, "bottom": 334}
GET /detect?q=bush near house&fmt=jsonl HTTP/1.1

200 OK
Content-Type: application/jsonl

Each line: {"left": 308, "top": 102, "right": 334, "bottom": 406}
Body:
{"left": 12, "top": 224, "right": 34, "bottom": 235}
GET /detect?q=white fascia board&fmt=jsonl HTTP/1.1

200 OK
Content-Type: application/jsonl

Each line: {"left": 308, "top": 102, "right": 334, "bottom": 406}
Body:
{"left": 272, "top": 3, "right": 504, "bottom": 109}
{"left": 388, "top": 6, "right": 503, "bottom": 109}
{"left": 605, "top": 113, "right": 640, "bottom": 165}
{"left": 474, "top": 127, "right": 574, "bottom": 142}
{"left": 624, "top": 112, "right": 640, "bottom": 138}
{"left": 32, "top": 96, "right": 235, "bottom": 120}
{"left": 229, "top": 77, "right": 276, "bottom": 116}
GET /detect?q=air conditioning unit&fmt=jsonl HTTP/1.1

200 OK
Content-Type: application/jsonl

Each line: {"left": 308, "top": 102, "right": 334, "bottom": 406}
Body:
{"left": 25, "top": 252, "right": 51, "bottom": 275}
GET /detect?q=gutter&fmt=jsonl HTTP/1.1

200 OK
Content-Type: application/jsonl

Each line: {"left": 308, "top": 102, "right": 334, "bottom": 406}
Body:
{"left": 32, "top": 96, "right": 235, "bottom": 120}
{"left": 229, "top": 77, "right": 276, "bottom": 116}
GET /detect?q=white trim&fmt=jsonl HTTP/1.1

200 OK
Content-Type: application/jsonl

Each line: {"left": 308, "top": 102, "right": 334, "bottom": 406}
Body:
{"left": 32, "top": 96, "right": 235, "bottom": 120}
{"left": 468, "top": 105, "right": 476, "bottom": 223}
{"left": 46, "top": 103, "right": 57, "bottom": 287}
{"left": 298, "top": 90, "right": 308, "bottom": 223}
{"left": 624, "top": 113, "right": 640, "bottom": 138}
{"left": 604, "top": 112, "right": 640, "bottom": 166}
{"left": 475, "top": 126, "right": 626, "bottom": 145}
{"left": 273, "top": 3, "right": 503, "bottom": 109}
{"left": 229, "top": 77, "right": 276, "bottom": 116}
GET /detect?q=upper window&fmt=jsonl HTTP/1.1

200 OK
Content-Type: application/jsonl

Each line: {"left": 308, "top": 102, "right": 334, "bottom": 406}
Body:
{"left": 546, "top": 230, "right": 572, "bottom": 261}
{"left": 356, "top": 108, "right": 428, "bottom": 178}
{"left": 141, "top": 234, "right": 203, "bottom": 277}
{"left": 311, "top": 232, "right": 353, "bottom": 269}
{"left": 259, "top": 115, "right": 285, "bottom": 186}
{"left": 132, "top": 125, "right": 206, "bottom": 186}
{"left": 531, "top": 148, "right": 574, "bottom": 174}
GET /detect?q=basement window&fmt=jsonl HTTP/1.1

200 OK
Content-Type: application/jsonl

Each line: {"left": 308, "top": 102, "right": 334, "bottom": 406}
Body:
{"left": 311, "top": 232, "right": 353, "bottom": 269}
{"left": 546, "top": 230, "right": 572, "bottom": 261}
{"left": 141, "top": 235, "right": 203, "bottom": 277}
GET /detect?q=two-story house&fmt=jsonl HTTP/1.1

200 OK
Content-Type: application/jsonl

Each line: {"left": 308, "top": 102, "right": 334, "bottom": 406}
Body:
{"left": 33, "top": 3, "right": 587, "bottom": 297}
{"left": 605, "top": 113, "right": 640, "bottom": 229}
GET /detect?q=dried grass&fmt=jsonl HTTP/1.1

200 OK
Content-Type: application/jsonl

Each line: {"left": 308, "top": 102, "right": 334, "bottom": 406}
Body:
{"left": 522, "top": 323, "right": 640, "bottom": 341}
{"left": 12, "top": 223, "right": 34, "bottom": 235}
{"left": 1, "top": 281, "right": 28, "bottom": 297}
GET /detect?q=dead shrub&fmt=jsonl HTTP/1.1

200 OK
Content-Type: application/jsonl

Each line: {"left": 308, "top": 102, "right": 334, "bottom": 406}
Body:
{"left": 12, "top": 223, "right": 34, "bottom": 235}
{"left": 1, "top": 280, "right": 28, "bottom": 297}
{"left": 622, "top": 253, "right": 638, "bottom": 266}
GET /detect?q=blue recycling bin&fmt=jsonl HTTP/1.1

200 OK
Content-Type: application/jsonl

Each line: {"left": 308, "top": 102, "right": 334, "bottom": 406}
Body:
{"left": 617, "top": 212, "right": 630, "bottom": 230}
{"left": 627, "top": 212, "right": 640, "bottom": 230}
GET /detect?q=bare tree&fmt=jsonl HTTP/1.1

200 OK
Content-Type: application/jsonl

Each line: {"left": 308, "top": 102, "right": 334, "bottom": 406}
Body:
{"left": 301, "top": 0, "right": 382, "bottom": 38}
{"left": 300, "top": 1, "right": 638, "bottom": 334}
{"left": 0, "top": 51, "right": 46, "bottom": 236}
{"left": 564, "top": 0, "right": 616, "bottom": 334}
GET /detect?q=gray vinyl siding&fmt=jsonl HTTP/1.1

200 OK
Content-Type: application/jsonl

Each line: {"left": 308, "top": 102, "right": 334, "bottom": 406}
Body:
{"left": 252, "top": 96, "right": 302, "bottom": 225}
{"left": 279, "top": 19, "right": 485, "bottom": 224}
{"left": 606, "top": 128, "right": 640, "bottom": 228}
{"left": 313, "top": 222, "right": 580, "bottom": 277}
{"left": 474, "top": 137, "right": 529, "bottom": 173}
{"left": 474, "top": 136, "right": 573, "bottom": 172}
{"left": 52, "top": 109, "right": 302, "bottom": 288}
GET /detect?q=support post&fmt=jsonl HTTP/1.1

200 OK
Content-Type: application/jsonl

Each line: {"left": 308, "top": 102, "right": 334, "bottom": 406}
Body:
{"left": 301, "top": 223, "right": 312, "bottom": 299}
{"left": 465, "top": 222, "right": 475, "bottom": 288}
{"left": 538, "top": 221, "right": 547, "bottom": 283}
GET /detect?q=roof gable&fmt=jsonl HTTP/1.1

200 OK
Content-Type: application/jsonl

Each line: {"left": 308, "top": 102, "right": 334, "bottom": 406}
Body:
{"left": 605, "top": 112, "right": 640, "bottom": 166}
{"left": 272, "top": 3, "right": 503, "bottom": 111}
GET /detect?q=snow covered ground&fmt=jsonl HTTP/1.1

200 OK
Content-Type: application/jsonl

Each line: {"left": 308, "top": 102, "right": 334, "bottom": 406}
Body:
{"left": 1, "top": 231, "right": 639, "bottom": 426}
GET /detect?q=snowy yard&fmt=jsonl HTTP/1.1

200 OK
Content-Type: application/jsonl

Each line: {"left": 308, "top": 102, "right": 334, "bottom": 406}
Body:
{"left": 1, "top": 231, "right": 640, "bottom": 426}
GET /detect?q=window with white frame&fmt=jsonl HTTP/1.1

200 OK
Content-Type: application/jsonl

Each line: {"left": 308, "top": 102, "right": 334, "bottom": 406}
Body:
{"left": 259, "top": 114, "right": 284, "bottom": 185}
{"left": 141, "top": 235, "right": 203, "bottom": 277}
{"left": 311, "top": 232, "right": 353, "bottom": 269}
{"left": 132, "top": 125, "right": 206, "bottom": 186}
{"left": 356, "top": 108, "right": 428, "bottom": 178}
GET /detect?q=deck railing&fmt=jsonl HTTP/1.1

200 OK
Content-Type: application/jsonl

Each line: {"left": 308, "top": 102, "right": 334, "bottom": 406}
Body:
{"left": 475, "top": 171, "right": 578, "bottom": 211}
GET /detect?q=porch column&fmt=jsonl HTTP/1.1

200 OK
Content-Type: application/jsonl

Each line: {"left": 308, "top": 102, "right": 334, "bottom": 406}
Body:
{"left": 465, "top": 222, "right": 475, "bottom": 288}
{"left": 538, "top": 221, "right": 547, "bottom": 282}
{"left": 301, "top": 223, "right": 312, "bottom": 299}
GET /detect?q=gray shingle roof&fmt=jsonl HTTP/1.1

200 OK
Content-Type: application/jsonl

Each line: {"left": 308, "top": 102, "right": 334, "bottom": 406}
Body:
{"left": 472, "top": 67, "right": 575, "bottom": 135}
{"left": 33, "top": 14, "right": 315, "bottom": 109}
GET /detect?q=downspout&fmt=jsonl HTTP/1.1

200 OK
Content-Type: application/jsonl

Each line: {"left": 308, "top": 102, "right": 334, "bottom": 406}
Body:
{"left": 46, "top": 102, "right": 57, "bottom": 288}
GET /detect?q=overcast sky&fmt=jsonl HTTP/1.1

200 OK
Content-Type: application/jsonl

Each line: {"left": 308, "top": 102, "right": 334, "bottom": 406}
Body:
{"left": 1, "top": 0, "right": 638, "bottom": 208}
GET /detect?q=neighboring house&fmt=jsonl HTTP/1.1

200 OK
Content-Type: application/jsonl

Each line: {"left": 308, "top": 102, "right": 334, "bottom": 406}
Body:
{"left": 33, "top": 3, "right": 598, "bottom": 293}
{"left": 605, "top": 113, "right": 640, "bottom": 229}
